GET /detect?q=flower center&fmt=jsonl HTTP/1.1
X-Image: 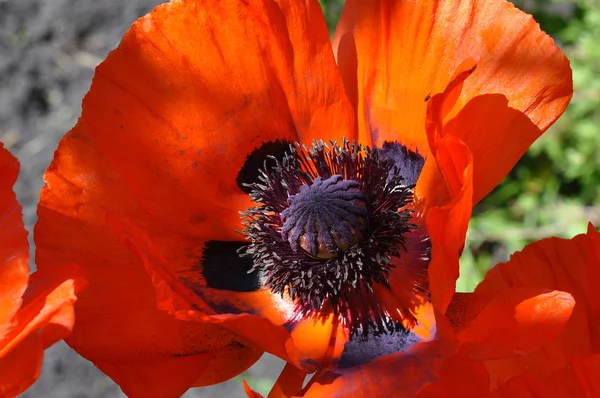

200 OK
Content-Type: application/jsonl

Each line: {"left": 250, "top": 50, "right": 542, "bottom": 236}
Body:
{"left": 281, "top": 175, "right": 367, "bottom": 259}
{"left": 240, "top": 140, "right": 428, "bottom": 336}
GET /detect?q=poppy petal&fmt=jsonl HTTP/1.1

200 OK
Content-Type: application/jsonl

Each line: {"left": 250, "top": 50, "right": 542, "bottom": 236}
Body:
{"left": 425, "top": 136, "right": 473, "bottom": 317}
{"left": 244, "top": 379, "right": 264, "bottom": 398}
{"left": 0, "top": 333, "right": 44, "bottom": 397}
{"left": 450, "top": 288, "right": 574, "bottom": 360}
{"left": 489, "top": 355, "right": 600, "bottom": 398}
{"left": 0, "top": 144, "right": 83, "bottom": 396}
{"left": 38, "top": 186, "right": 262, "bottom": 397}
{"left": 0, "top": 264, "right": 85, "bottom": 397}
{"left": 84, "top": 0, "right": 355, "bottom": 234}
{"left": 0, "top": 143, "right": 29, "bottom": 329}
{"left": 106, "top": 210, "right": 297, "bottom": 365}
{"left": 35, "top": 0, "right": 354, "bottom": 393}
{"left": 288, "top": 315, "right": 349, "bottom": 373}
{"left": 333, "top": 0, "right": 572, "bottom": 203}
{"left": 109, "top": 210, "right": 351, "bottom": 374}
{"left": 38, "top": 183, "right": 256, "bottom": 396}
{"left": 265, "top": 363, "right": 307, "bottom": 398}
{"left": 415, "top": 62, "right": 477, "bottom": 209}
{"left": 382, "top": 72, "right": 473, "bottom": 332}
{"left": 474, "top": 227, "right": 600, "bottom": 386}
{"left": 417, "top": 359, "right": 490, "bottom": 397}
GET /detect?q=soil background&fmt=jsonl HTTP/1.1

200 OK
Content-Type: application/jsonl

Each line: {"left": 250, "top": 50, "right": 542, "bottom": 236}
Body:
{"left": 0, "top": 0, "right": 283, "bottom": 396}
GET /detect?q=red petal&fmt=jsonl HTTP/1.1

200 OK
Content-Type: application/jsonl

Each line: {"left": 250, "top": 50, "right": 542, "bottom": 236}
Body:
{"left": 244, "top": 379, "right": 265, "bottom": 398}
{"left": 417, "top": 359, "right": 490, "bottom": 397}
{"left": 0, "top": 143, "right": 29, "bottom": 330}
{"left": 85, "top": 0, "right": 354, "bottom": 232}
{"left": 107, "top": 211, "right": 298, "bottom": 366}
{"left": 0, "top": 265, "right": 85, "bottom": 396}
{"left": 109, "top": 211, "right": 350, "bottom": 373}
{"left": 0, "top": 333, "right": 43, "bottom": 397}
{"left": 334, "top": 0, "right": 572, "bottom": 203}
{"left": 423, "top": 136, "right": 473, "bottom": 317}
{"left": 474, "top": 227, "right": 600, "bottom": 386}
{"left": 455, "top": 288, "right": 574, "bottom": 360}
{"left": 265, "top": 363, "right": 307, "bottom": 398}
{"left": 417, "top": 63, "right": 477, "bottom": 209}
{"left": 489, "top": 355, "right": 600, "bottom": 398}
{"left": 585, "top": 224, "right": 600, "bottom": 328}
{"left": 0, "top": 144, "right": 79, "bottom": 396}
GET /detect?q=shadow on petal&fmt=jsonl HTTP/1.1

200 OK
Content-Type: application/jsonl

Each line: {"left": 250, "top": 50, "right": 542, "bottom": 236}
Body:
{"left": 453, "top": 288, "right": 574, "bottom": 360}
{"left": 106, "top": 210, "right": 301, "bottom": 368}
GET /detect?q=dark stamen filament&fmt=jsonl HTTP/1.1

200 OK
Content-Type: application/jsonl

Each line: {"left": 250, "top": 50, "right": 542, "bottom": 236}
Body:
{"left": 239, "top": 139, "right": 428, "bottom": 337}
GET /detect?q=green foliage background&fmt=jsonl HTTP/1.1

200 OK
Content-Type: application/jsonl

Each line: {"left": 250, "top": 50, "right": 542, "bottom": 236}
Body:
{"left": 319, "top": 0, "right": 600, "bottom": 291}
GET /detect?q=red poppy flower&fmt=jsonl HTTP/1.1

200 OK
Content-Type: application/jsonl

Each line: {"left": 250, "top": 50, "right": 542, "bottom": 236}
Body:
{"left": 0, "top": 143, "right": 86, "bottom": 397}
{"left": 34, "top": 0, "right": 573, "bottom": 397}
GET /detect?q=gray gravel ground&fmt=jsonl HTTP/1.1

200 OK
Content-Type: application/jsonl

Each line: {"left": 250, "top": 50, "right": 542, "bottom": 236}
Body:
{"left": 0, "top": 0, "right": 283, "bottom": 396}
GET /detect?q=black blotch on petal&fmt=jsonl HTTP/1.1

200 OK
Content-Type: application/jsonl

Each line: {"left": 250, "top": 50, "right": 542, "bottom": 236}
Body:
{"left": 338, "top": 326, "right": 422, "bottom": 369}
{"left": 201, "top": 241, "right": 261, "bottom": 292}
{"left": 236, "top": 140, "right": 293, "bottom": 194}
{"left": 378, "top": 141, "right": 425, "bottom": 187}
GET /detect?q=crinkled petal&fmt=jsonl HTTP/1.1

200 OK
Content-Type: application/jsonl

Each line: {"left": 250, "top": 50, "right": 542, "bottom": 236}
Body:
{"left": 415, "top": 61, "right": 476, "bottom": 210}
{"left": 474, "top": 226, "right": 600, "bottom": 387}
{"left": 0, "top": 265, "right": 85, "bottom": 397}
{"left": 453, "top": 288, "right": 574, "bottom": 360}
{"left": 333, "top": 0, "right": 572, "bottom": 203}
{"left": 425, "top": 135, "right": 473, "bottom": 318}
{"left": 381, "top": 70, "right": 473, "bottom": 335}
